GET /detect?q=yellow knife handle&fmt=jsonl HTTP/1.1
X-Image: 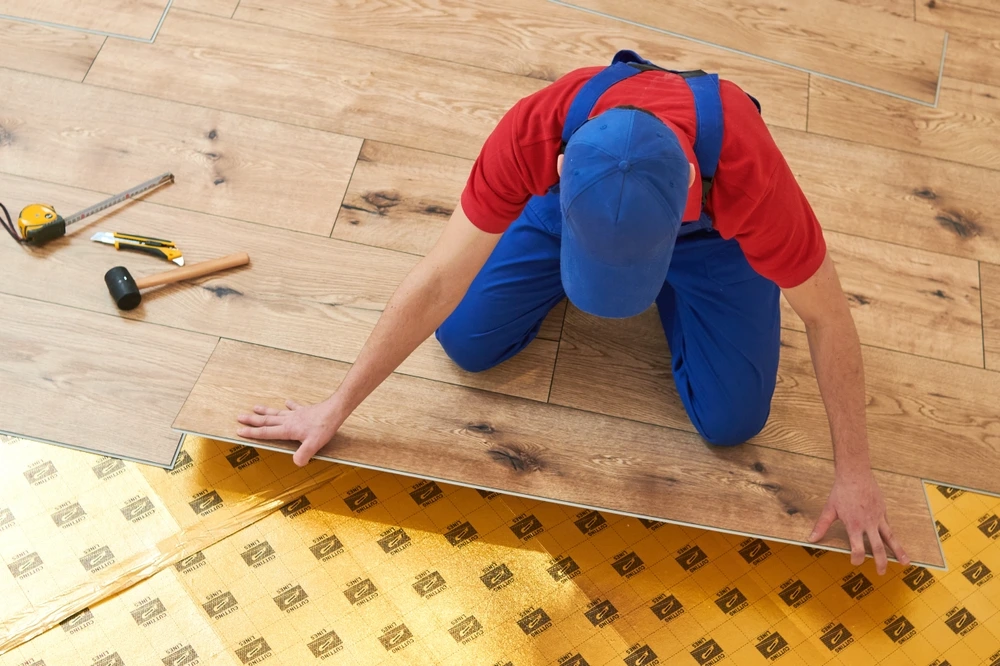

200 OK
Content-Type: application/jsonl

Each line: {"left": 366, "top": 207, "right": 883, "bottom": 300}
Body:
{"left": 114, "top": 241, "right": 183, "bottom": 263}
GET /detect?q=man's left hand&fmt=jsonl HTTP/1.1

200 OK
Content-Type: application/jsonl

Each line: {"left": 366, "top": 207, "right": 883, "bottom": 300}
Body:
{"left": 808, "top": 469, "right": 910, "bottom": 575}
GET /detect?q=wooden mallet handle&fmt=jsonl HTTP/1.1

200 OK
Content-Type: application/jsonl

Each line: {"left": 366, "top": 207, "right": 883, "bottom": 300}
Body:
{"left": 135, "top": 252, "right": 250, "bottom": 290}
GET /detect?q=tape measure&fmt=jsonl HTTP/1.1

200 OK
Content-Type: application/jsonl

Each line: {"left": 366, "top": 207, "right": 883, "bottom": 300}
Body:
{"left": 1, "top": 173, "right": 174, "bottom": 245}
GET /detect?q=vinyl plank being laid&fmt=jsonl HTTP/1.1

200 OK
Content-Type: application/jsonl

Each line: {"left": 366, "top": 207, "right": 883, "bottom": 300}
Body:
{"left": 0, "top": 293, "right": 216, "bottom": 466}
{"left": 0, "top": 175, "right": 557, "bottom": 402}
{"left": 0, "top": 0, "right": 166, "bottom": 39}
{"left": 808, "top": 76, "right": 1000, "bottom": 171}
{"left": 235, "top": 0, "right": 809, "bottom": 130}
{"left": 172, "top": 0, "right": 239, "bottom": 17}
{"left": 173, "top": 339, "right": 945, "bottom": 568}
{"left": 0, "top": 69, "right": 361, "bottom": 236}
{"left": 984, "top": 263, "right": 1000, "bottom": 371}
{"left": 0, "top": 18, "right": 104, "bottom": 80}
{"left": 86, "top": 9, "right": 545, "bottom": 160}
{"left": 560, "top": 0, "right": 944, "bottom": 102}
{"left": 550, "top": 307, "right": 1000, "bottom": 495}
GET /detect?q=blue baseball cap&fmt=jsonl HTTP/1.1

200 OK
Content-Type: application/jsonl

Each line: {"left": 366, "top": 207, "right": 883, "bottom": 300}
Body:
{"left": 560, "top": 107, "right": 691, "bottom": 319}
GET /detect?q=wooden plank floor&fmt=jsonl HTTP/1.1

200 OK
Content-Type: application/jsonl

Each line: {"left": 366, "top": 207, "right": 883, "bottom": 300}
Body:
{"left": 0, "top": 19, "right": 103, "bottom": 80}
{"left": 984, "top": 263, "right": 1000, "bottom": 371}
{"left": 173, "top": 339, "right": 945, "bottom": 568}
{"left": 0, "top": 0, "right": 167, "bottom": 39}
{"left": 0, "top": 293, "right": 216, "bottom": 466}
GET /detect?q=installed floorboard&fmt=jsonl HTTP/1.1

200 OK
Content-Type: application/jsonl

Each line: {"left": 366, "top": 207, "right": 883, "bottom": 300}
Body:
{"left": 839, "top": 0, "right": 914, "bottom": 17}
{"left": 779, "top": 232, "right": 983, "bottom": 366}
{"left": 774, "top": 126, "right": 1000, "bottom": 263}
{"left": 0, "top": 69, "right": 361, "bottom": 236}
{"left": 86, "top": 9, "right": 544, "bottom": 160}
{"left": 235, "top": 0, "right": 809, "bottom": 130}
{"left": 808, "top": 76, "right": 1000, "bottom": 171}
{"left": 551, "top": 308, "right": 1000, "bottom": 495}
{"left": 916, "top": 0, "right": 1000, "bottom": 36}
{"left": 0, "top": 0, "right": 166, "bottom": 39}
{"left": 0, "top": 293, "right": 216, "bottom": 466}
{"left": 0, "top": 175, "right": 557, "bottom": 402}
{"left": 172, "top": 0, "right": 239, "bottom": 17}
{"left": 984, "top": 263, "right": 1000, "bottom": 371}
{"left": 173, "top": 339, "right": 944, "bottom": 567}
{"left": 0, "top": 19, "right": 103, "bottom": 80}
{"left": 560, "top": 0, "right": 944, "bottom": 102}
{"left": 944, "top": 36, "right": 1000, "bottom": 89}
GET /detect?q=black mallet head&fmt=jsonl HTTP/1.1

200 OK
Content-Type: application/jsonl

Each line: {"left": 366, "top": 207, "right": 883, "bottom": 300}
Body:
{"left": 105, "top": 266, "right": 142, "bottom": 310}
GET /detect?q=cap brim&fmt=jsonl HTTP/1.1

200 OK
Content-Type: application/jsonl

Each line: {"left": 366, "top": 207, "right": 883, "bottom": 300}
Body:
{"left": 561, "top": 220, "right": 675, "bottom": 319}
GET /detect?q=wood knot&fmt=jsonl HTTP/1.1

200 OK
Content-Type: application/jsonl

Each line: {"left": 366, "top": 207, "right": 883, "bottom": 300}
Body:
{"left": 487, "top": 445, "right": 542, "bottom": 473}
{"left": 912, "top": 187, "right": 937, "bottom": 200}
{"left": 207, "top": 129, "right": 218, "bottom": 140}
{"left": 213, "top": 177, "right": 226, "bottom": 185}
{"left": 0, "top": 125, "right": 13, "bottom": 147}
{"left": 362, "top": 190, "right": 401, "bottom": 215}
{"left": 466, "top": 423, "right": 495, "bottom": 435}
{"left": 752, "top": 462, "right": 765, "bottom": 473}
{"left": 846, "top": 293, "right": 871, "bottom": 306}
{"left": 423, "top": 205, "right": 452, "bottom": 218}
{"left": 203, "top": 285, "right": 242, "bottom": 298}
{"left": 936, "top": 212, "right": 981, "bottom": 239}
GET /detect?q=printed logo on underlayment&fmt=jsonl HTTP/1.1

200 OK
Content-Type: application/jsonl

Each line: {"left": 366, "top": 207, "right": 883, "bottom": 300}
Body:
{"left": 274, "top": 585, "right": 309, "bottom": 612}
{"left": 0, "top": 507, "right": 13, "bottom": 531}
{"left": 378, "top": 624, "right": 413, "bottom": 652}
{"left": 409, "top": 481, "right": 443, "bottom": 506}
{"left": 307, "top": 631, "right": 343, "bottom": 658}
{"left": 175, "top": 551, "right": 207, "bottom": 573}
{"left": 8, "top": 551, "right": 43, "bottom": 579}
{"left": 202, "top": 592, "right": 239, "bottom": 619}
{"left": 235, "top": 637, "right": 271, "bottom": 665}
{"left": 121, "top": 497, "right": 156, "bottom": 523}
{"left": 226, "top": 446, "right": 260, "bottom": 470}
{"left": 310, "top": 535, "right": 344, "bottom": 561}
{"left": 344, "top": 486, "right": 378, "bottom": 513}
{"left": 650, "top": 594, "right": 684, "bottom": 622}
{"left": 624, "top": 644, "right": 658, "bottom": 666}
{"left": 131, "top": 598, "right": 167, "bottom": 626}
{"left": 690, "top": 639, "right": 724, "bottom": 666}
{"left": 936, "top": 520, "right": 951, "bottom": 540}
{"left": 715, "top": 588, "right": 749, "bottom": 616}
{"left": 162, "top": 644, "right": 199, "bottom": 666}
{"left": 170, "top": 449, "right": 195, "bottom": 474}
{"left": 93, "top": 653, "right": 125, "bottom": 666}
{"left": 841, "top": 573, "right": 873, "bottom": 599}
{"left": 517, "top": 608, "right": 552, "bottom": 637}
{"left": 738, "top": 539, "right": 772, "bottom": 565}
{"left": 188, "top": 491, "right": 223, "bottom": 516}
{"left": 481, "top": 563, "right": 514, "bottom": 591}
{"left": 449, "top": 615, "right": 484, "bottom": 643}
{"left": 977, "top": 514, "right": 1000, "bottom": 539}
{"left": 778, "top": 580, "right": 812, "bottom": 608}
{"left": 24, "top": 461, "right": 57, "bottom": 485}
{"left": 59, "top": 607, "right": 94, "bottom": 633}
{"left": 902, "top": 567, "right": 936, "bottom": 592}
{"left": 51, "top": 503, "right": 87, "bottom": 527}
{"left": 92, "top": 457, "right": 126, "bottom": 480}
{"left": 574, "top": 510, "right": 607, "bottom": 536}
{"left": 547, "top": 556, "right": 581, "bottom": 583}
{"left": 344, "top": 578, "right": 378, "bottom": 605}
{"left": 945, "top": 607, "right": 978, "bottom": 635}
{"left": 936, "top": 485, "right": 964, "bottom": 499}
{"left": 611, "top": 551, "right": 645, "bottom": 578}
{"left": 477, "top": 489, "right": 499, "bottom": 500}
{"left": 819, "top": 623, "right": 853, "bottom": 652}
{"left": 444, "top": 521, "right": 480, "bottom": 547}
{"left": 241, "top": 541, "right": 276, "bottom": 568}
{"left": 79, "top": 546, "right": 115, "bottom": 573}
{"left": 962, "top": 560, "right": 993, "bottom": 586}
{"left": 802, "top": 546, "right": 826, "bottom": 558}
{"left": 584, "top": 599, "right": 619, "bottom": 628}
{"left": 413, "top": 571, "right": 447, "bottom": 598}
{"left": 883, "top": 615, "right": 916, "bottom": 644}
{"left": 755, "top": 631, "right": 789, "bottom": 661}
{"left": 557, "top": 654, "right": 589, "bottom": 666}
{"left": 639, "top": 518, "right": 664, "bottom": 531}
{"left": 510, "top": 514, "right": 544, "bottom": 540}
{"left": 377, "top": 528, "right": 411, "bottom": 555}
{"left": 280, "top": 495, "right": 312, "bottom": 518}
{"left": 676, "top": 546, "right": 709, "bottom": 572}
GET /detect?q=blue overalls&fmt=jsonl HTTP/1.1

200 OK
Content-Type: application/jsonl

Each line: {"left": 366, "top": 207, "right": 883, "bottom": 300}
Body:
{"left": 437, "top": 50, "right": 781, "bottom": 447}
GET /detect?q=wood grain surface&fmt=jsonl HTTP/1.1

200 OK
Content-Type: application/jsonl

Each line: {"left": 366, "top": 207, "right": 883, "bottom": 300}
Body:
{"left": 944, "top": 35, "right": 1000, "bottom": 89}
{"left": 0, "top": 18, "right": 103, "bottom": 80}
{"left": 808, "top": 76, "right": 1000, "bottom": 171}
{"left": 173, "top": 339, "right": 944, "bottom": 567}
{"left": 234, "top": 0, "right": 809, "bottom": 130}
{"left": 172, "top": 0, "right": 239, "bottom": 17}
{"left": 839, "top": 0, "right": 914, "bottom": 17}
{"left": 0, "top": 0, "right": 167, "bottom": 38}
{"left": 562, "top": 0, "right": 945, "bottom": 102}
{"left": 0, "top": 175, "right": 557, "bottom": 402}
{"left": 779, "top": 232, "right": 983, "bottom": 366}
{"left": 916, "top": 0, "right": 1000, "bottom": 36}
{"left": 983, "top": 263, "right": 1000, "bottom": 371}
{"left": 0, "top": 69, "right": 361, "bottom": 236}
{"left": 0, "top": 293, "right": 216, "bottom": 466}
{"left": 551, "top": 309, "right": 1000, "bottom": 494}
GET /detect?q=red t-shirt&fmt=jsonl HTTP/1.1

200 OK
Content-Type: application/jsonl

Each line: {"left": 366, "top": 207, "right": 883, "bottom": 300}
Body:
{"left": 461, "top": 66, "right": 826, "bottom": 289}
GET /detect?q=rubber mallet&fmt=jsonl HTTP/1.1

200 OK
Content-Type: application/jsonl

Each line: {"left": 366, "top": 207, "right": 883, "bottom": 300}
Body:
{"left": 105, "top": 252, "right": 250, "bottom": 310}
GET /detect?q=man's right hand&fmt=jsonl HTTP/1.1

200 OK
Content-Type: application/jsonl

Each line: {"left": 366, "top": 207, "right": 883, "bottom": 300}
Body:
{"left": 238, "top": 398, "right": 344, "bottom": 466}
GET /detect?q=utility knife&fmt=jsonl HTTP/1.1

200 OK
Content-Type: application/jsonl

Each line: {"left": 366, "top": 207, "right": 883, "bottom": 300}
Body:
{"left": 91, "top": 232, "right": 184, "bottom": 265}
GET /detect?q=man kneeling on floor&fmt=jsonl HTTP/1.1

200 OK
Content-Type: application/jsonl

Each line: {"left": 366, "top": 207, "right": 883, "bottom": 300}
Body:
{"left": 238, "top": 50, "right": 909, "bottom": 575}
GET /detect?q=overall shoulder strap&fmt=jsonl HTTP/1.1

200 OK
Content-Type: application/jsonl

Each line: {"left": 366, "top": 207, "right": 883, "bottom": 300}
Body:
{"left": 684, "top": 73, "right": 724, "bottom": 204}
{"left": 561, "top": 61, "right": 644, "bottom": 147}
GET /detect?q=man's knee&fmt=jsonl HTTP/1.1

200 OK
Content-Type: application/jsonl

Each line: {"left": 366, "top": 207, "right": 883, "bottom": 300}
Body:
{"left": 435, "top": 321, "right": 502, "bottom": 374}
{"left": 691, "top": 402, "right": 770, "bottom": 447}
